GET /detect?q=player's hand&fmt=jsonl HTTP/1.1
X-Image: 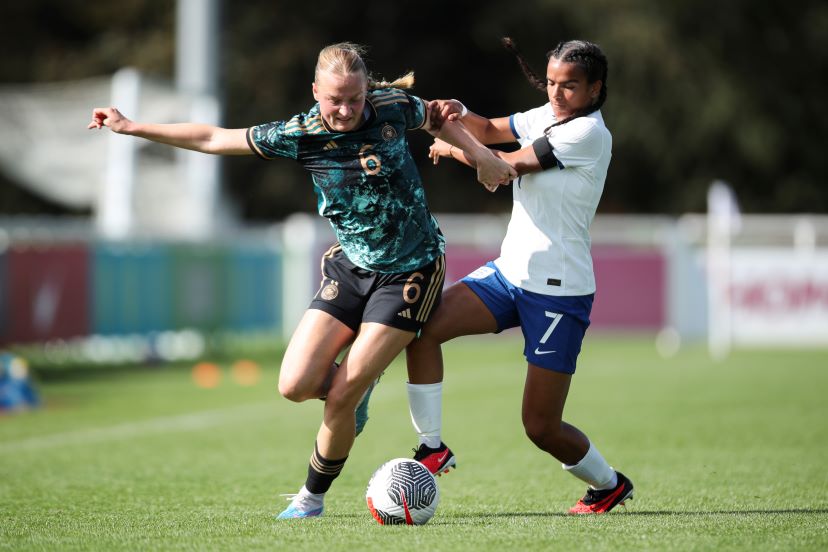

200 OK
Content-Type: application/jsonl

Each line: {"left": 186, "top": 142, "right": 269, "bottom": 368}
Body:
{"left": 428, "top": 138, "right": 453, "bottom": 165}
{"left": 426, "top": 101, "right": 444, "bottom": 130}
{"left": 433, "top": 99, "right": 465, "bottom": 123}
{"left": 476, "top": 156, "right": 517, "bottom": 192}
{"left": 87, "top": 107, "right": 131, "bottom": 133}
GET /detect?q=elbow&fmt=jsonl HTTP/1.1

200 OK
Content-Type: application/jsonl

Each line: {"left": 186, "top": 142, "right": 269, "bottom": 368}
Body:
{"left": 198, "top": 139, "right": 226, "bottom": 155}
{"left": 512, "top": 163, "right": 534, "bottom": 177}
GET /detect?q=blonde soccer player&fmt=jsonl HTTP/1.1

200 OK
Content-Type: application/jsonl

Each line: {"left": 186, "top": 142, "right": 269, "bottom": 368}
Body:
{"left": 89, "top": 42, "right": 515, "bottom": 519}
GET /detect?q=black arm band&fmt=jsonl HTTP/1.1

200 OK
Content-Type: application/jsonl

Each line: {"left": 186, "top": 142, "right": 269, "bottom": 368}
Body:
{"left": 532, "top": 136, "right": 561, "bottom": 170}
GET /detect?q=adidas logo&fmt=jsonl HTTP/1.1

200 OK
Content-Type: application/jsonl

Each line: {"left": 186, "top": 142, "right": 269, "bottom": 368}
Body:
{"left": 323, "top": 140, "right": 338, "bottom": 151}
{"left": 397, "top": 308, "right": 412, "bottom": 319}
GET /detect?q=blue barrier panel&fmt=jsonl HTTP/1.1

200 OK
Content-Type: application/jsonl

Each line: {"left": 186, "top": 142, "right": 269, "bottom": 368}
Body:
{"left": 170, "top": 244, "right": 227, "bottom": 331}
{"left": 226, "top": 246, "right": 281, "bottom": 331}
{"left": 92, "top": 241, "right": 282, "bottom": 336}
{"left": 92, "top": 243, "right": 173, "bottom": 335}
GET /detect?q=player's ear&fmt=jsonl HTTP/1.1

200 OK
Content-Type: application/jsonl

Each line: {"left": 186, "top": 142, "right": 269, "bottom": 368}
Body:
{"left": 312, "top": 81, "right": 319, "bottom": 101}
{"left": 589, "top": 80, "right": 602, "bottom": 102}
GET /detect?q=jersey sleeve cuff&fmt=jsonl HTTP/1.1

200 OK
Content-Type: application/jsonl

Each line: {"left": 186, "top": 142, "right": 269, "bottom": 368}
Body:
{"left": 246, "top": 127, "right": 271, "bottom": 160}
{"left": 509, "top": 115, "right": 519, "bottom": 140}
{"left": 414, "top": 96, "right": 428, "bottom": 130}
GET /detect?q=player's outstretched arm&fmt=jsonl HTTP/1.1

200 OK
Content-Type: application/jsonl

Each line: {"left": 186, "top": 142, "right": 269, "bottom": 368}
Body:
{"left": 430, "top": 132, "right": 547, "bottom": 191}
{"left": 87, "top": 107, "right": 252, "bottom": 155}
{"left": 428, "top": 99, "right": 514, "bottom": 145}
{"left": 428, "top": 119, "right": 516, "bottom": 192}
{"left": 496, "top": 145, "right": 545, "bottom": 176}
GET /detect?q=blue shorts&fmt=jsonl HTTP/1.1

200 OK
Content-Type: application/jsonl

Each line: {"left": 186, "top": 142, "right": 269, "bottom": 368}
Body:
{"left": 461, "top": 262, "right": 593, "bottom": 374}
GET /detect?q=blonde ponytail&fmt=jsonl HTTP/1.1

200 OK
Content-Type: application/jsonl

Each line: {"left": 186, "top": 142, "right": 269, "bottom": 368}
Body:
{"left": 368, "top": 71, "right": 415, "bottom": 90}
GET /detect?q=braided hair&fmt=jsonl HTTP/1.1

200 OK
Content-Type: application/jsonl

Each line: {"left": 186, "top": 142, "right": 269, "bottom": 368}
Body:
{"left": 315, "top": 42, "right": 415, "bottom": 91}
{"left": 502, "top": 37, "right": 608, "bottom": 128}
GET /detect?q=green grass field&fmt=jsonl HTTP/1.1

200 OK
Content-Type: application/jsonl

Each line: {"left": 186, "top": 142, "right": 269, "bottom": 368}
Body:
{"left": 1, "top": 335, "right": 827, "bottom": 551}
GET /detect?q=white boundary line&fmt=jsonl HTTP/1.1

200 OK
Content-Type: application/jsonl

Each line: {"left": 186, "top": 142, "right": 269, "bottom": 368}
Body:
{"left": 0, "top": 401, "right": 274, "bottom": 454}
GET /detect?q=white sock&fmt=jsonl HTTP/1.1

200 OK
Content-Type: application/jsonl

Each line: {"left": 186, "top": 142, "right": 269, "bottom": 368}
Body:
{"left": 407, "top": 382, "right": 442, "bottom": 449}
{"left": 562, "top": 443, "right": 618, "bottom": 490}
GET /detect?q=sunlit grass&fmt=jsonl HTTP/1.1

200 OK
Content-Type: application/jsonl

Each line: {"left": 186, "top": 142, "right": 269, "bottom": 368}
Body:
{"left": 1, "top": 336, "right": 826, "bottom": 550}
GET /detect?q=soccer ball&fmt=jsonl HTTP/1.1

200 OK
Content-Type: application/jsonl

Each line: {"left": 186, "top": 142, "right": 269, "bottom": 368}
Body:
{"left": 365, "top": 458, "right": 439, "bottom": 525}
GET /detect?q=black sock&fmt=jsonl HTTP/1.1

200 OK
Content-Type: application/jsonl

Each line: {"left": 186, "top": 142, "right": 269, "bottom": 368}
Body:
{"left": 305, "top": 441, "right": 348, "bottom": 494}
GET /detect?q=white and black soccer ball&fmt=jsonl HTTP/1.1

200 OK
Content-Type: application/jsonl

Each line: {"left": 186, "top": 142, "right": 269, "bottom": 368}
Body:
{"left": 365, "top": 458, "right": 439, "bottom": 525}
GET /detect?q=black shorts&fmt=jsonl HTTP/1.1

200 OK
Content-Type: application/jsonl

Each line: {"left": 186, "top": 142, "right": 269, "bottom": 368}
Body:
{"left": 309, "top": 244, "right": 446, "bottom": 333}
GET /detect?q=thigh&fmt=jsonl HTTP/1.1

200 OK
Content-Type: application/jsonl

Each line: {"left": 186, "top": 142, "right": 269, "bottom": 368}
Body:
{"left": 327, "top": 322, "right": 416, "bottom": 407}
{"left": 406, "top": 281, "right": 498, "bottom": 384}
{"left": 418, "top": 282, "right": 499, "bottom": 343}
{"left": 280, "top": 308, "right": 355, "bottom": 391}
{"left": 459, "top": 262, "right": 521, "bottom": 332}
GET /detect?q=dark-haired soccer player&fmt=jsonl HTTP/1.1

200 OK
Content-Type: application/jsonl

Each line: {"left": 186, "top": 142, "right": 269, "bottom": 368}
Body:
{"left": 407, "top": 38, "right": 635, "bottom": 514}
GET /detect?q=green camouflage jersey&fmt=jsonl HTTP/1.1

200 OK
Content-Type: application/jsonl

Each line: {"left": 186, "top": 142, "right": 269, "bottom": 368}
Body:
{"left": 247, "top": 88, "right": 444, "bottom": 273}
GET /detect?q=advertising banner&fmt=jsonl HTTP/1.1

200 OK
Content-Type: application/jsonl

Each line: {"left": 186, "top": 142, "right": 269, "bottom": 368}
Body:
{"left": 729, "top": 249, "right": 828, "bottom": 345}
{"left": 443, "top": 244, "right": 666, "bottom": 330}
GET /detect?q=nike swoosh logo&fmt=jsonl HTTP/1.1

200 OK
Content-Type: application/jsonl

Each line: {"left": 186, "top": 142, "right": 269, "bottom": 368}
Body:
{"left": 401, "top": 490, "right": 413, "bottom": 525}
{"left": 436, "top": 451, "right": 449, "bottom": 463}
{"left": 534, "top": 348, "right": 556, "bottom": 355}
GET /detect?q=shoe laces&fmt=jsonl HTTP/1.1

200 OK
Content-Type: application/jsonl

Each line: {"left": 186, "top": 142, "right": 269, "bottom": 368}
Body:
{"left": 279, "top": 492, "right": 319, "bottom": 511}
{"left": 581, "top": 488, "right": 612, "bottom": 504}
{"left": 412, "top": 443, "right": 439, "bottom": 460}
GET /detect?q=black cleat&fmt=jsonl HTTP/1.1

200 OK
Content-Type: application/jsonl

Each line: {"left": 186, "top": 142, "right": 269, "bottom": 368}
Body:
{"left": 413, "top": 442, "right": 456, "bottom": 476}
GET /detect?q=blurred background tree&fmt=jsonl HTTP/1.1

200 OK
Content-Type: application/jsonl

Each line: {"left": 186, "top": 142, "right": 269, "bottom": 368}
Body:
{"left": 0, "top": 0, "right": 826, "bottom": 219}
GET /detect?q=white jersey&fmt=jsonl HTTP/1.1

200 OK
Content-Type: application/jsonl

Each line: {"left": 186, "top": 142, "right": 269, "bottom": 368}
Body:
{"left": 493, "top": 103, "right": 612, "bottom": 296}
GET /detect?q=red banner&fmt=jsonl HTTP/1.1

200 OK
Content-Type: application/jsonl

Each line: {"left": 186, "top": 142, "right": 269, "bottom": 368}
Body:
{"left": 444, "top": 244, "right": 666, "bottom": 330}
{"left": 4, "top": 244, "right": 90, "bottom": 344}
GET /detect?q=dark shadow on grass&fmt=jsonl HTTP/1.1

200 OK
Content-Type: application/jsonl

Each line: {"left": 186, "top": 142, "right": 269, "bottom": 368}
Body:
{"left": 615, "top": 509, "right": 828, "bottom": 517}
{"left": 441, "top": 508, "right": 828, "bottom": 520}
{"left": 284, "top": 509, "right": 828, "bottom": 525}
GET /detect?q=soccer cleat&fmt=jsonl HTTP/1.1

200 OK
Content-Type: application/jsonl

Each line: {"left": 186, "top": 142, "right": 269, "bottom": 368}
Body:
{"left": 276, "top": 492, "right": 324, "bottom": 520}
{"left": 413, "top": 442, "right": 456, "bottom": 476}
{"left": 568, "top": 471, "right": 634, "bottom": 514}
{"left": 355, "top": 374, "right": 382, "bottom": 436}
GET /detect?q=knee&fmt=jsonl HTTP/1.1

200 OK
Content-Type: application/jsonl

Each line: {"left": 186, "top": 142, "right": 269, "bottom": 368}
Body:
{"left": 277, "top": 379, "right": 306, "bottom": 402}
{"left": 277, "top": 364, "right": 312, "bottom": 402}
{"left": 523, "top": 421, "right": 547, "bottom": 448}
{"left": 523, "top": 416, "right": 562, "bottom": 450}
{"left": 411, "top": 327, "right": 439, "bottom": 349}
{"left": 278, "top": 358, "right": 338, "bottom": 402}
